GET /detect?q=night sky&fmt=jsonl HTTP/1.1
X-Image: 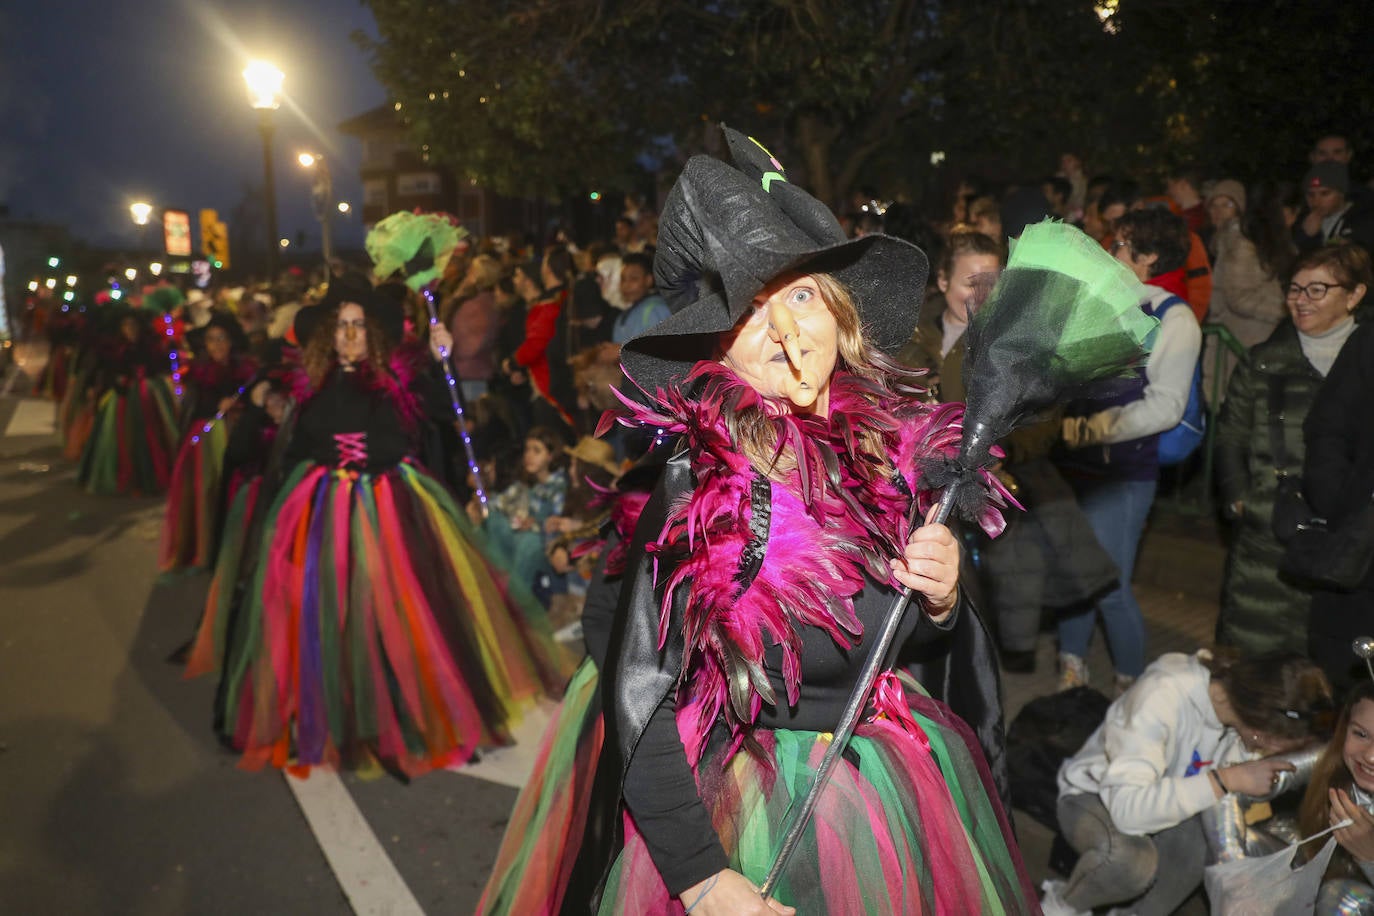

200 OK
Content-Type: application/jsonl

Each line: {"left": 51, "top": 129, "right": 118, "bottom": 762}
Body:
{"left": 2, "top": 0, "right": 388, "bottom": 251}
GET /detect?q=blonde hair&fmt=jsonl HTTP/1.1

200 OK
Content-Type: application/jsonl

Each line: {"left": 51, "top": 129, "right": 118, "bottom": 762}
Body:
{"left": 722, "top": 272, "right": 890, "bottom": 478}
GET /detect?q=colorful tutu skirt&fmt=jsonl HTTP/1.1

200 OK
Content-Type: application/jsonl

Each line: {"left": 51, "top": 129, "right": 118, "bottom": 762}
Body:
{"left": 187, "top": 472, "right": 263, "bottom": 681}
{"left": 77, "top": 375, "right": 179, "bottom": 495}
{"left": 58, "top": 367, "right": 96, "bottom": 462}
{"left": 189, "top": 458, "right": 576, "bottom": 777}
{"left": 478, "top": 658, "right": 605, "bottom": 915}
{"left": 600, "top": 676, "right": 1037, "bottom": 914}
{"left": 34, "top": 344, "right": 72, "bottom": 400}
{"left": 159, "top": 416, "right": 231, "bottom": 572}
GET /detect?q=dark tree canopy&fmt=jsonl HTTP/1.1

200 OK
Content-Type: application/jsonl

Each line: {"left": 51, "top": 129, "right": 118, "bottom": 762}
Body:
{"left": 358, "top": 0, "right": 1373, "bottom": 211}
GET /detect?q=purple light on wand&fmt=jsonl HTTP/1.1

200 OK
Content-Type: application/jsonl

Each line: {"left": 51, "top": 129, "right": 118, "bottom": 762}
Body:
{"left": 421, "top": 287, "right": 488, "bottom": 517}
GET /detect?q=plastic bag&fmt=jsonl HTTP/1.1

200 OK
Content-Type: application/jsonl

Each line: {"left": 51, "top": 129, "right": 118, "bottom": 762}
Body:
{"left": 1203, "top": 836, "right": 1339, "bottom": 915}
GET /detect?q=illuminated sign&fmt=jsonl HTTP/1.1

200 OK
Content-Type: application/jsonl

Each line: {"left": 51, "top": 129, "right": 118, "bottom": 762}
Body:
{"left": 163, "top": 209, "right": 192, "bottom": 257}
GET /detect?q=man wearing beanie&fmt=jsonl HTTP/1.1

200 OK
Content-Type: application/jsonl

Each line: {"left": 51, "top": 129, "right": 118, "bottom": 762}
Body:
{"left": 1294, "top": 161, "right": 1374, "bottom": 254}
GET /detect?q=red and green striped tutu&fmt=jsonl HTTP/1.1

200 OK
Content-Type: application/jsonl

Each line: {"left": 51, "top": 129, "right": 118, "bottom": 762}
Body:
{"left": 159, "top": 416, "right": 230, "bottom": 572}
{"left": 186, "top": 472, "right": 262, "bottom": 681}
{"left": 478, "top": 658, "right": 605, "bottom": 915}
{"left": 78, "top": 375, "right": 178, "bottom": 495}
{"left": 189, "top": 459, "right": 576, "bottom": 777}
{"left": 601, "top": 676, "right": 1037, "bottom": 914}
{"left": 58, "top": 364, "right": 97, "bottom": 462}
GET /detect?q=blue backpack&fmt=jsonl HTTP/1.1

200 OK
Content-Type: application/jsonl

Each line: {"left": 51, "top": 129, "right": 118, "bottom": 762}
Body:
{"left": 1149, "top": 294, "right": 1205, "bottom": 466}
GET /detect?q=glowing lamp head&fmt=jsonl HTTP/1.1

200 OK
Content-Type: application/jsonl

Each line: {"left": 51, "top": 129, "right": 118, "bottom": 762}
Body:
{"left": 243, "top": 60, "right": 284, "bottom": 110}
{"left": 298, "top": 152, "right": 318, "bottom": 168}
{"left": 65, "top": 275, "right": 78, "bottom": 287}
{"left": 149, "top": 262, "right": 163, "bottom": 276}
{"left": 44, "top": 278, "right": 56, "bottom": 289}
{"left": 124, "top": 268, "right": 137, "bottom": 281}
{"left": 337, "top": 201, "right": 351, "bottom": 214}
{"left": 130, "top": 202, "right": 153, "bottom": 226}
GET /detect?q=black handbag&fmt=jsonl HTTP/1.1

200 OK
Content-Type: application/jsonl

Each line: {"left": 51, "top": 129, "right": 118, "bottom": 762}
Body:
{"left": 1280, "top": 493, "right": 1374, "bottom": 591}
{"left": 1266, "top": 376, "right": 1314, "bottom": 544}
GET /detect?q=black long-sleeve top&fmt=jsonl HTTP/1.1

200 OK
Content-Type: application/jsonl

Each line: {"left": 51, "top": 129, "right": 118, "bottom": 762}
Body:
{"left": 621, "top": 572, "right": 960, "bottom": 894}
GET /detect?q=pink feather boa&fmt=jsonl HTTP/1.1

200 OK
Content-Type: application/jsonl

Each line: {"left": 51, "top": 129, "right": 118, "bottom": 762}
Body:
{"left": 608, "top": 360, "right": 1015, "bottom": 766}
{"left": 288, "top": 343, "right": 428, "bottom": 431}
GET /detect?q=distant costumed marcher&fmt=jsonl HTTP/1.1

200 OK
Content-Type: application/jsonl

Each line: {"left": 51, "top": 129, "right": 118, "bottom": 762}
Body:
{"left": 185, "top": 249, "right": 574, "bottom": 777}
{"left": 158, "top": 314, "right": 258, "bottom": 573}
{"left": 77, "top": 302, "right": 179, "bottom": 496}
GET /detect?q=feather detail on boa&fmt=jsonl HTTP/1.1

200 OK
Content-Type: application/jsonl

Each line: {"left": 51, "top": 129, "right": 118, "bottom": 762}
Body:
{"left": 289, "top": 343, "right": 429, "bottom": 432}
{"left": 603, "top": 360, "right": 1017, "bottom": 767}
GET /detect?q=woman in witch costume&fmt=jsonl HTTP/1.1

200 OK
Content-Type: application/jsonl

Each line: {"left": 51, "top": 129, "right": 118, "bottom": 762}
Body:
{"left": 158, "top": 313, "right": 259, "bottom": 573}
{"left": 481, "top": 128, "right": 1035, "bottom": 914}
{"left": 184, "top": 279, "right": 575, "bottom": 777}
{"left": 77, "top": 305, "right": 179, "bottom": 496}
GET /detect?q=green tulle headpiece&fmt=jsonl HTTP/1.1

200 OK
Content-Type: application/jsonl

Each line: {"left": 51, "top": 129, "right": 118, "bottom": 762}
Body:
{"left": 365, "top": 211, "right": 469, "bottom": 292}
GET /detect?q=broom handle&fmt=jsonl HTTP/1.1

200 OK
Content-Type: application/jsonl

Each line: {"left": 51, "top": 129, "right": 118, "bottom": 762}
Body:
{"left": 759, "top": 482, "right": 960, "bottom": 899}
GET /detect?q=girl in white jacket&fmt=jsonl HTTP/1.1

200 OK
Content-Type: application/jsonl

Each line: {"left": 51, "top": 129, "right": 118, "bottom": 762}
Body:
{"left": 1043, "top": 649, "right": 1332, "bottom": 915}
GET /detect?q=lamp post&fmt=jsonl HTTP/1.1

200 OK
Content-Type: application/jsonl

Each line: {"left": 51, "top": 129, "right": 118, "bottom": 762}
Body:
{"left": 297, "top": 152, "right": 334, "bottom": 265}
{"left": 243, "top": 60, "right": 284, "bottom": 281}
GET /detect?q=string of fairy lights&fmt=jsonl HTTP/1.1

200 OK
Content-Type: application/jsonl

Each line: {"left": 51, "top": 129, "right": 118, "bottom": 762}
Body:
{"left": 421, "top": 286, "right": 488, "bottom": 516}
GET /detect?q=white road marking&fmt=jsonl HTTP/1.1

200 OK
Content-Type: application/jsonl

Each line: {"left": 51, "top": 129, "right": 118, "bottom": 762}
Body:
{"left": 284, "top": 769, "right": 427, "bottom": 916}
{"left": 448, "top": 703, "right": 554, "bottom": 788}
{"left": 3, "top": 399, "right": 55, "bottom": 437}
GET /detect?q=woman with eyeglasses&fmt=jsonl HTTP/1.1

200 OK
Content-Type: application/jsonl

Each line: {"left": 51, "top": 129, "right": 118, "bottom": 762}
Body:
{"left": 1215, "top": 243, "right": 1369, "bottom": 659}
{"left": 1301, "top": 246, "right": 1374, "bottom": 695}
{"left": 1042, "top": 649, "right": 1331, "bottom": 916}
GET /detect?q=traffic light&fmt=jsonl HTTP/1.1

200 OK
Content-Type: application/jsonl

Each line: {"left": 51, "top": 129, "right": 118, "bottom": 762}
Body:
{"left": 200, "top": 209, "right": 230, "bottom": 270}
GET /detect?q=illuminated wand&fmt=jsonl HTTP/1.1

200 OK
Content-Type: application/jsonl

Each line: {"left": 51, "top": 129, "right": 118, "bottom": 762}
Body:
{"left": 421, "top": 286, "right": 488, "bottom": 518}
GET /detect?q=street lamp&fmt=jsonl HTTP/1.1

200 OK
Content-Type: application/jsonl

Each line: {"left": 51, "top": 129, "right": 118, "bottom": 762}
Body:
{"left": 337, "top": 201, "right": 351, "bottom": 214}
{"left": 243, "top": 60, "right": 284, "bottom": 280}
{"left": 297, "top": 152, "right": 334, "bottom": 263}
{"left": 130, "top": 201, "right": 154, "bottom": 254}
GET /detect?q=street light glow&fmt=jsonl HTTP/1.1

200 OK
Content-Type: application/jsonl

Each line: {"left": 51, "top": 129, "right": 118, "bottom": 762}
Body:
{"left": 279, "top": 238, "right": 290, "bottom": 248}
{"left": 66, "top": 275, "right": 78, "bottom": 287}
{"left": 337, "top": 201, "right": 351, "bottom": 214}
{"left": 130, "top": 201, "right": 153, "bottom": 226}
{"left": 298, "top": 152, "right": 319, "bottom": 168}
{"left": 150, "top": 262, "right": 163, "bottom": 276}
{"left": 27, "top": 280, "right": 38, "bottom": 292}
{"left": 124, "top": 268, "right": 137, "bottom": 281}
{"left": 243, "top": 60, "right": 284, "bottom": 110}
{"left": 45, "top": 278, "right": 56, "bottom": 289}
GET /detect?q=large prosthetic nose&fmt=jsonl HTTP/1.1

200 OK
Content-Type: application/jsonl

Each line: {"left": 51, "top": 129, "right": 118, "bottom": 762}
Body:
{"left": 766, "top": 299, "right": 820, "bottom": 408}
{"left": 767, "top": 300, "right": 804, "bottom": 370}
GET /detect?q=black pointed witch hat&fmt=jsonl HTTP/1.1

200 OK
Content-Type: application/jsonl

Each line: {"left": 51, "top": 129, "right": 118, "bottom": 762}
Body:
{"left": 621, "top": 125, "right": 929, "bottom": 393}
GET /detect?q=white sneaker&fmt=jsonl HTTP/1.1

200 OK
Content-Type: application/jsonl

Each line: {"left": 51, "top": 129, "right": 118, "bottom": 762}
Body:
{"left": 1057, "top": 652, "right": 1089, "bottom": 691}
{"left": 1040, "top": 880, "right": 1091, "bottom": 916}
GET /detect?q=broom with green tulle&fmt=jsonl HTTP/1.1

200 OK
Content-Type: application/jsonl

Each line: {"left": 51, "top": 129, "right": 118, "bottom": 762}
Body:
{"left": 365, "top": 210, "right": 490, "bottom": 516}
{"left": 761, "top": 219, "right": 1160, "bottom": 898}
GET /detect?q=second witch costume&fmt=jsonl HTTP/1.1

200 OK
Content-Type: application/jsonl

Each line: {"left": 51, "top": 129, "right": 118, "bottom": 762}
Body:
{"left": 186, "top": 283, "right": 574, "bottom": 777}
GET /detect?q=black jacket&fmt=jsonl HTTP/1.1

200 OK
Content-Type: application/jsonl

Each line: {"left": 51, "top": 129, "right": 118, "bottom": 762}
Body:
{"left": 563, "top": 449, "right": 1011, "bottom": 911}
